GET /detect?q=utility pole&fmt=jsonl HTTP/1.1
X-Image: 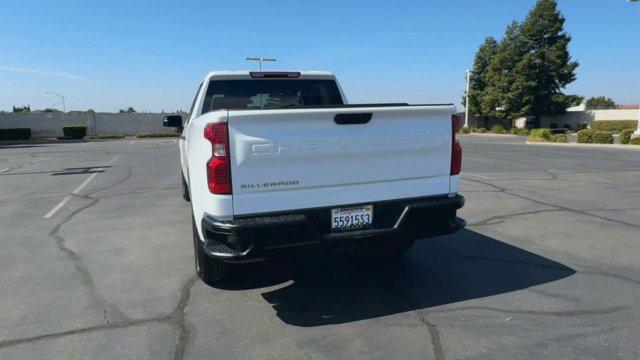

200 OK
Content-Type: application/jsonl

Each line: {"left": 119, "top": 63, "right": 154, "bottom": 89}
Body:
{"left": 464, "top": 69, "right": 472, "bottom": 128}
{"left": 245, "top": 57, "right": 276, "bottom": 70}
{"left": 45, "top": 91, "right": 65, "bottom": 112}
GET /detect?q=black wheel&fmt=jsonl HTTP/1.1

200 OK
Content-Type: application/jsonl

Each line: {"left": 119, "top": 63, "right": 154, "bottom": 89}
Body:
{"left": 182, "top": 174, "right": 191, "bottom": 202}
{"left": 192, "top": 215, "right": 229, "bottom": 285}
{"left": 352, "top": 237, "right": 415, "bottom": 263}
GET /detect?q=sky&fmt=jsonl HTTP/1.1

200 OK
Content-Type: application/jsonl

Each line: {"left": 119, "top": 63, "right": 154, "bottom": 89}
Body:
{"left": 1, "top": 0, "right": 639, "bottom": 112}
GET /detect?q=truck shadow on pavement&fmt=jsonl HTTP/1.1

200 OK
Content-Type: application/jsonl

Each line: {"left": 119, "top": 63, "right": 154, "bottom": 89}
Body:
{"left": 51, "top": 166, "right": 112, "bottom": 176}
{"left": 236, "top": 228, "right": 576, "bottom": 327}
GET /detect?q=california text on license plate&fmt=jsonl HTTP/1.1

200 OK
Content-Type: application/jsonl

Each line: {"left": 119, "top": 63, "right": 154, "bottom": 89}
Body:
{"left": 331, "top": 205, "right": 373, "bottom": 232}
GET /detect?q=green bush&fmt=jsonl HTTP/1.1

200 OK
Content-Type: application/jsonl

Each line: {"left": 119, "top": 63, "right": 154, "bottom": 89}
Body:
{"left": 577, "top": 122, "right": 588, "bottom": 131}
{"left": 528, "top": 128, "right": 553, "bottom": 142}
{"left": 620, "top": 129, "right": 635, "bottom": 145}
{"left": 62, "top": 125, "right": 87, "bottom": 139}
{"left": 511, "top": 128, "right": 530, "bottom": 135}
{"left": 553, "top": 134, "right": 568, "bottom": 143}
{"left": 490, "top": 124, "right": 506, "bottom": 134}
{"left": 577, "top": 129, "right": 614, "bottom": 144}
{"left": 589, "top": 120, "right": 638, "bottom": 133}
{"left": 476, "top": 127, "right": 487, "bottom": 133}
{"left": 460, "top": 127, "right": 470, "bottom": 134}
{"left": 0, "top": 128, "right": 31, "bottom": 140}
{"left": 629, "top": 137, "right": 640, "bottom": 146}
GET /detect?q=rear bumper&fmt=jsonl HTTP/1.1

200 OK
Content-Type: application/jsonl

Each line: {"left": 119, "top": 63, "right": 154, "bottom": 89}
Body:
{"left": 200, "top": 194, "right": 465, "bottom": 262}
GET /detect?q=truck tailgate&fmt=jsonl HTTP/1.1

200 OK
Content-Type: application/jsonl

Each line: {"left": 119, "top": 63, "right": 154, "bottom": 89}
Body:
{"left": 227, "top": 105, "right": 454, "bottom": 215}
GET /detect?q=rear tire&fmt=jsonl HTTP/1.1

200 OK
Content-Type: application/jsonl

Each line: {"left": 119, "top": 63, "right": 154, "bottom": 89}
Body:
{"left": 182, "top": 174, "right": 191, "bottom": 202}
{"left": 353, "top": 237, "right": 415, "bottom": 263}
{"left": 192, "top": 215, "right": 229, "bottom": 285}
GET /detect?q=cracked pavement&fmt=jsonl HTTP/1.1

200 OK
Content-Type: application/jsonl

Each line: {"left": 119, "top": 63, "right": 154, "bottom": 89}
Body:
{"left": 0, "top": 136, "right": 639, "bottom": 359}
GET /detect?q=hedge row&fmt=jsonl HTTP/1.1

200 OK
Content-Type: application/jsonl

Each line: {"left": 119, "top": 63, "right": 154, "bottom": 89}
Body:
{"left": 620, "top": 129, "right": 635, "bottom": 145}
{"left": 87, "top": 134, "right": 125, "bottom": 140}
{"left": 62, "top": 125, "right": 87, "bottom": 139}
{"left": 489, "top": 124, "right": 506, "bottom": 134}
{"left": 461, "top": 125, "right": 515, "bottom": 134}
{"left": 553, "top": 134, "right": 568, "bottom": 143}
{"left": 589, "top": 120, "right": 638, "bottom": 133}
{"left": 511, "top": 128, "right": 530, "bottom": 135}
{"left": 528, "top": 128, "right": 553, "bottom": 142}
{"left": 0, "top": 128, "right": 31, "bottom": 140}
{"left": 460, "top": 127, "right": 487, "bottom": 133}
{"left": 630, "top": 137, "right": 640, "bottom": 146}
{"left": 577, "top": 129, "right": 614, "bottom": 144}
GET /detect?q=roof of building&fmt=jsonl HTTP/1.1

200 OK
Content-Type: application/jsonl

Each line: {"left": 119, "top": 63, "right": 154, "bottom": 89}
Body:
{"left": 615, "top": 104, "right": 640, "bottom": 110}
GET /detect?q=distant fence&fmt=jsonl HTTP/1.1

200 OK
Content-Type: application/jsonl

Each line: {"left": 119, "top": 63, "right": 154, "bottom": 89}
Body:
{"left": 0, "top": 112, "right": 188, "bottom": 138}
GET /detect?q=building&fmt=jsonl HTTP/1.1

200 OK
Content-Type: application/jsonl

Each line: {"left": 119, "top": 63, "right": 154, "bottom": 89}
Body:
{"left": 512, "top": 104, "right": 639, "bottom": 131}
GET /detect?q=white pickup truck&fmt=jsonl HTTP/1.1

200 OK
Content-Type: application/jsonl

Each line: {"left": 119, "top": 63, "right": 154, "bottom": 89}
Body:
{"left": 163, "top": 71, "right": 465, "bottom": 284}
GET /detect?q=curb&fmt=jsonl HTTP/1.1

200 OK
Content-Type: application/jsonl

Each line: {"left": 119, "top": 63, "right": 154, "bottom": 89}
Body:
{"left": 525, "top": 141, "right": 640, "bottom": 150}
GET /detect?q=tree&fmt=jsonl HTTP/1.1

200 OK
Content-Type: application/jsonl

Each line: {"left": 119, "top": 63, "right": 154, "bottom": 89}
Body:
{"left": 481, "top": 22, "right": 528, "bottom": 121}
{"left": 463, "top": 37, "right": 499, "bottom": 121}
{"left": 516, "top": 0, "right": 579, "bottom": 126}
{"left": 43, "top": 108, "right": 61, "bottom": 113}
{"left": 12, "top": 105, "right": 31, "bottom": 113}
{"left": 465, "top": 0, "right": 579, "bottom": 126}
{"left": 585, "top": 96, "right": 616, "bottom": 110}
{"left": 119, "top": 107, "right": 136, "bottom": 113}
{"left": 566, "top": 95, "right": 584, "bottom": 107}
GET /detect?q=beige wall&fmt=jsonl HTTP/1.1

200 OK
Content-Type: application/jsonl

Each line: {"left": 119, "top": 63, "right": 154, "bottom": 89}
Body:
{"left": 0, "top": 112, "right": 187, "bottom": 137}
{"left": 592, "top": 109, "right": 638, "bottom": 121}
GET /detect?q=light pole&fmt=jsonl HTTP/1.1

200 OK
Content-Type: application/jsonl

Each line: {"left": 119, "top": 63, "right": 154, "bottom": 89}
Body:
{"left": 464, "top": 69, "right": 473, "bottom": 128}
{"left": 245, "top": 57, "right": 276, "bottom": 70}
{"left": 45, "top": 91, "right": 65, "bottom": 112}
{"left": 630, "top": 0, "right": 640, "bottom": 136}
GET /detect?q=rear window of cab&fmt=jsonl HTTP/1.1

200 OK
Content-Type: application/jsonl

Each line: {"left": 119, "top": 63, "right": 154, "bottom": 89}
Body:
{"left": 201, "top": 79, "right": 343, "bottom": 113}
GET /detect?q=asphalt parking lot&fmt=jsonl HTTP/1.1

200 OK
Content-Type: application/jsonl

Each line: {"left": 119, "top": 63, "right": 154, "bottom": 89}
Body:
{"left": 1, "top": 135, "right": 639, "bottom": 359}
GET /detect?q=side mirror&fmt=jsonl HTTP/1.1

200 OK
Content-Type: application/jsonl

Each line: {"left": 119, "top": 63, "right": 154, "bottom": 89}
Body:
{"left": 163, "top": 115, "right": 182, "bottom": 128}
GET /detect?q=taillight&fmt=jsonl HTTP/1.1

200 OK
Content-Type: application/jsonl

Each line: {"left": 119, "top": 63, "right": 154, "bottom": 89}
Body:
{"left": 204, "top": 123, "right": 232, "bottom": 194}
{"left": 451, "top": 115, "right": 462, "bottom": 175}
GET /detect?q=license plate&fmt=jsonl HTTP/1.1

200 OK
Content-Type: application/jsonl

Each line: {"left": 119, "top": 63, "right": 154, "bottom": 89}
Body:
{"left": 331, "top": 205, "right": 373, "bottom": 232}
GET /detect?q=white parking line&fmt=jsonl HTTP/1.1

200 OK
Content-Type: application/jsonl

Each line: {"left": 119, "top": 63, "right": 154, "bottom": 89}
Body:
{"left": 172, "top": 138, "right": 177, "bottom": 143}
{"left": 106, "top": 155, "right": 120, "bottom": 165}
{"left": 43, "top": 155, "right": 120, "bottom": 219}
{"left": 43, "top": 196, "right": 72, "bottom": 219}
{"left": 0, "top": 168, "right": 9, "bottom": 173}
{"left": 72, "top": 173, "right": 99, "bottom": 195}
{"left": 129, "top": 139, "right": 137, "bottom": 145}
